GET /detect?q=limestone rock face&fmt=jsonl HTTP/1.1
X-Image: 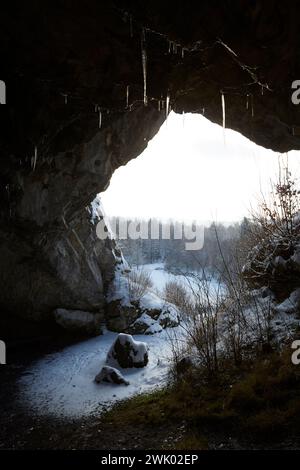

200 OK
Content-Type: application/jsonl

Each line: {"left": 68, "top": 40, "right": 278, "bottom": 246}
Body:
{"left": 107, "top": 333, "right": 149, "bottom": 368}
{"left": 2, "top": 2, "right": 300, "bottom": 333}
{"left": 0, "top": 106, "right": 163, "bottom": 333}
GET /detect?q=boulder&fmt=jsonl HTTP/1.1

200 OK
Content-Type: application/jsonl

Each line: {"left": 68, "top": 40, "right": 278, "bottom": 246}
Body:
{"left": 158, "top": 307, "right": 180, "bottom": 328}
{"left": 53, "top": 308, "right": 103, "bottom": 336}
{"left": 127, "top": 313, "right": 163, "bottom": 335}
{"left": 107, "top": 333, "right": 148, "bottom": 368}
{"left": 95, "top": 366, "right": 129, "bottom": 386}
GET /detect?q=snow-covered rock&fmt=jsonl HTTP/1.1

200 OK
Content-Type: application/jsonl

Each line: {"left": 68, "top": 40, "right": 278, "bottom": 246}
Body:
{"left": 106, "top": 268, "right": 181, "bottom": 332}
{"left": 128, "top": 312, "right": 163, "bottom": 335}
{"left": 53, "top": 308, "right": 103, "bottom": 335}
{"left": 95, "top": 366, "right": 129, "bottom": 386}
{"left": 107, "top": 333, "right": 148, "bottom": 368}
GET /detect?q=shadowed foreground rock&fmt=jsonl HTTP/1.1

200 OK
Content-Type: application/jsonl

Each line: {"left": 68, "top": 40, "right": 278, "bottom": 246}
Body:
{"left": 95, "top": 366, "right": 129, "bottom": 386}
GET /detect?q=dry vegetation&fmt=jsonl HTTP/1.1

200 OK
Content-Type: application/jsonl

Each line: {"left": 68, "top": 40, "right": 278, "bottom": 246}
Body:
{"left": 102, "top": 160, "right": 300, "bottom": 449}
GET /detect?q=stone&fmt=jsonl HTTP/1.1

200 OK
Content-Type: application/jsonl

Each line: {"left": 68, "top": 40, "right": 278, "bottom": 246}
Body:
{"left": 127, "top": 313, "right": 163, "bottom": 335}
{"left": 158, "top": 308, "right": 181, "bottom": 328}
{"left": 107, "top": 333, "right": 148, "bottom": 368}
{"left": 95, "top": 366, "right": 129, "bottom": 386}
{"left": 54, "top": 308, "right": 103, "bottom": 336}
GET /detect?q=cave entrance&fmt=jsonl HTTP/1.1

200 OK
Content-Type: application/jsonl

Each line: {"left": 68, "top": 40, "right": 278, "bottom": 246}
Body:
{"left": 99, "top": 111, "right": 300, "bottom": 275}
{"left": 101, "top": 111, "right": 300, "bottom": 223}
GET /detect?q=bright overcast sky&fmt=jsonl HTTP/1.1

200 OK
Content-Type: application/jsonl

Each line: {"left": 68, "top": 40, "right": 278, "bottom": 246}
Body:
{"left": 100, "top": 112, "right": 300, "bottom": 223}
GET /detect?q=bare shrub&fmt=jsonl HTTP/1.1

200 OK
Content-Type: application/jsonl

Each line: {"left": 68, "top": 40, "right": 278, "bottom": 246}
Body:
{"left": 179, "top": 272, "right": 225, "bottom": 376}
{"left": 125, "top": 267, "right": 153, "bottom": 301}
{"left": 166, "top": 327, "right": 192, "bottom": 382}
{"left": 163, "top": 280, "right": 191, "bottom": 313}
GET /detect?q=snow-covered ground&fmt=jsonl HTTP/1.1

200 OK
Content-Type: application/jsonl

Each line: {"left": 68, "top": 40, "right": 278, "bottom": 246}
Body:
{"left": 18, "top": 328, "right": 179, "bottom": 419}
{"left": 18, "top": 263, "right": 221, "bottom": 419}
{"left": 134, "top": 262, "right": 224, "bottom": 300}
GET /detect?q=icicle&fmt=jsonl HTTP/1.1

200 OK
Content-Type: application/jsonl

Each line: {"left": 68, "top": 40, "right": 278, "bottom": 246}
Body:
{"left": 168, "top": 41, "right": 171, "bottom": 53}
{"left": 141, "top": 29, "right": 148, "bottom": 106}
{"left": 161, "top": 100, "right": 165, "bottom": 110}
{"left": 261, "top": 85, "right": 264, "bottom": 96}
{"left": 251, "top": 95, "right": 254, "bottom": 117}
{"left": 166, "top": 93, "right": 170, "bottom": 119}
{"left": 202, "top": 107, "right": 205, "bottom": 115}
{"left": 32, "top": 146, "right": 37, "bottom": 171}
{"left": 246, "top": 94, "right": 249, "bottom": 110}
{"left": 126, "top": 85, "right": 129, "bottom": 108}
{"left": 182, "top": 111, "right": 185, "bottom": 128}
{"left": 98, "top": 107, "right": 102, "bottom": 129}
{"left": 181, "top": 48, "right": 185, "bottom": 59}
{"left": 221, "top": 92, "right": 226, "bottom": 144}
{"left": 221, "top": 92, "right": 226, "bottom": 129}
{"left": 158, "top": 100, "right": 161, "bottom": 112}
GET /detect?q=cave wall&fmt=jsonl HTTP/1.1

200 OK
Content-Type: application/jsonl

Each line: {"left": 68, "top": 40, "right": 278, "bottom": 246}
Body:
{"left": 1, "top": 0, "right": 300, "bottom": 333}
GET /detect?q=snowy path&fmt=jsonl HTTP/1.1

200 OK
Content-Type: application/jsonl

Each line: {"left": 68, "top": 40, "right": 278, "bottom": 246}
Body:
{"left": 18, "top": 264, "right": 220, "bottom": 419}
{"left": 18, "top": 329, "right": 178, "bottom": 419}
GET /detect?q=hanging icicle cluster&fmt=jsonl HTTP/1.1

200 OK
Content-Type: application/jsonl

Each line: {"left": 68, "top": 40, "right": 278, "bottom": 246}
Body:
{"left": 168, "top": 40, "right": 185, "bottom": 59}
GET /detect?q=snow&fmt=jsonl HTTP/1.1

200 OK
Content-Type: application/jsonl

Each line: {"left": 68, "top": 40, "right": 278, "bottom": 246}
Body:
{"left": 107, "top": 333, "right": 148, "bottom": 367}
{"left": 17, "top": 329, "right": 179, "bottom": 419}
{"left": 90, "top": 196, "right": 102, "bottom": 225}
{"left": 95, "top": 366, "right": 129, "bottom": 386}
{"left": 132, "top": 312, "right": 163, "bottom": 334}
{"left": 133, "top": 262, "right": 222, "bottom": 296}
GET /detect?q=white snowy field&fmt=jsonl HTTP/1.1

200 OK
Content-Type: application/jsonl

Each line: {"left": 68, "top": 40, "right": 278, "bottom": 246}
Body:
{"left": 18, "top": 328, "right": 179, "bottom": 419}
{"left": 133, "top": 262, "right": 224, "bottom": 300}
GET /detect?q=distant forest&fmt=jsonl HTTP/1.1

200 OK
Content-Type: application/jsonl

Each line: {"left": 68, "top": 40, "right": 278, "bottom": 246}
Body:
{"left": 108, "top": 217, "right": 249, "bottom": 275}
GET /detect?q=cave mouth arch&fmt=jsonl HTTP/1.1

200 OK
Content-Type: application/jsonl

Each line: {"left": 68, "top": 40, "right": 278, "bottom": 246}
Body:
{"left": 100, "top": 111, "right": 300, "bottom": 226}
